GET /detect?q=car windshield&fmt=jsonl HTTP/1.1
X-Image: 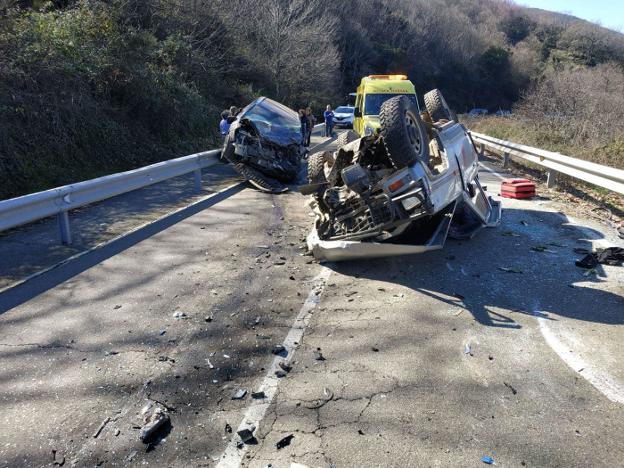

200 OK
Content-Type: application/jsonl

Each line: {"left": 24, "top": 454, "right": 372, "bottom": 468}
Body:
{"left": 335, "top": 107, "right": 354, "bottom": 114}
{"left": 240, "top": 97, "right": 301, "bottom": 145}
{"left": 364, "top": 94, "right": 417, "bottom": 116}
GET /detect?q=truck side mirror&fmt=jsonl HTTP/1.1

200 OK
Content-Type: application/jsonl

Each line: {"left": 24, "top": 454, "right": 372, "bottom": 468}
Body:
{"left": 354, "top": 108, "right": 362, "bottom": 117}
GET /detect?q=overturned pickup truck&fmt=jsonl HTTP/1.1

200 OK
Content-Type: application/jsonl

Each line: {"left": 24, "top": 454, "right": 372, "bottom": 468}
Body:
{"left": 305, "top": 90, "right": 501, "bottom": 261}
{"left": 222, "top": 97, "right": 305, "bottom": 193}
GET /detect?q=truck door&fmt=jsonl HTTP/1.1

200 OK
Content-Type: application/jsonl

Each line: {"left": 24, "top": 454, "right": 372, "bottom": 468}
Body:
{"left": 354, "top": 93, "right": 364, "bottom": 136}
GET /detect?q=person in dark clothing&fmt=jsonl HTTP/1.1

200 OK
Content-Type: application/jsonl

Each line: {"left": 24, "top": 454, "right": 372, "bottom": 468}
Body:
{"left": 299, "top": 109, "right": 309, "bottom": 146}
{"left": 323, "top": 105, "right": 334, "bottom": 137}
{"left": 305, "top": 107, "right": 316, "bottom": 146}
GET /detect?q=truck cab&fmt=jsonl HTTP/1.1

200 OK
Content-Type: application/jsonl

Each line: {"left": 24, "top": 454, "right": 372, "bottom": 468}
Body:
{"left": 353, "top": 75, "right": 418, "bottom": 136}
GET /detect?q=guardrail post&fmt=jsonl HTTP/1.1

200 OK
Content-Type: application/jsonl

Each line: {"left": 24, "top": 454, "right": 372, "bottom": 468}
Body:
{"left": 502, "top": 151, "right": 509, "bottom": 168}
{"left": 193, "top": 169, "right": 202, "bottom": 193}
{"left": 58, "top": 211, "right": 72, "bottom": 245}
{"left": 547, "top": 170, "right": 558, "bottom": 189}
{"left": 479, "top": 143, "right": 485, "bottom": 156}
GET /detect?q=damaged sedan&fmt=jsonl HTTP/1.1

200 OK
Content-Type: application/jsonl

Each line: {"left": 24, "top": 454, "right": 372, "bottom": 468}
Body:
{"left": 304, "top": 90, "right": 501, "bottom": 261}
{"left": 222, "top": 97, "right": 306, "bottom": 193}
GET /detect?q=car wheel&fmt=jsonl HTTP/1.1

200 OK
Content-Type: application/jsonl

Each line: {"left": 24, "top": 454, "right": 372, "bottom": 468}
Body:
{"left": 379, "top": 95, "right": 429, "bottom": 168}
{"left": 308, "top": 151, "right": 330, "bottom": 184}
{"left": 424, "top": 89, "right": 456, "bottom": 122}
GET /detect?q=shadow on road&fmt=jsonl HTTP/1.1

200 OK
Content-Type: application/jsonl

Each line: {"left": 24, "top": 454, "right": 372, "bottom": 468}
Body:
{"left": 326, "top": 207, "right": 623, "bottom": 329}
{"left": 0, "top": 182, "right": 245, "bottom": 315}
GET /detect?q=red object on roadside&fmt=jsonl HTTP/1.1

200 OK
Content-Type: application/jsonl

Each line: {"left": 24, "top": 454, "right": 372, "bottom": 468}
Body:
{"left": 501, "top": 178, "right": 536, "bottom": 199}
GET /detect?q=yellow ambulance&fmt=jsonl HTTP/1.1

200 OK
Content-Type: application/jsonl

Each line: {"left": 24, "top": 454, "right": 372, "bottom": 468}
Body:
{"left": 353, "top": 75, "right": 418, "bottom": 136}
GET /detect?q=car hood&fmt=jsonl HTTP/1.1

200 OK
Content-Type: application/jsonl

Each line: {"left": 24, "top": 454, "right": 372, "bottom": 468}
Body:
{"left": 231, "top": 97, "right": 302, "bottom": 147}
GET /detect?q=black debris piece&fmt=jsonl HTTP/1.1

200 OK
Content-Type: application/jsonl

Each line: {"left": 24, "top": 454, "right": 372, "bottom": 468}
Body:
{"left": 575, "top": 247, "right": 624, "bottom": 269}
{"left": 372, "top": 347, "right": 379, "bottom": 352}
{"left": 225, "top": 423, "right": 232, "bottom": 433}
{"left": 504, "top": 382, "right": 518, "bottom": 395}
{"left": 251, "top": 391, "right": 266, "bottom": 399}
{"left": 279, "top": 361, "right": 292, "bottom": 373}
{"left": 358, "top": 429, "right": 365, "bottom": 435}
{"left": 276, "top": 434, "right": 295, "bottom": 449}
{"left": 272, "top": 345, "right": 287, "bottom": 356}
{"left": 313, "top": 350, "right": 326, "bottom": 361}
{"left": 237, "top": 426, "right": 256, "bottom": 444}
{"left": 275, "top": 369, "right": 287, "bottom": 378}
{"left": 205, "top": 316, "right": 213, "bottom": 322}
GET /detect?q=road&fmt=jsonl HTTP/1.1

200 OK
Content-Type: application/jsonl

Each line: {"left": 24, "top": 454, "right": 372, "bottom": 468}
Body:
{"left": 0, "top": 131, "right": 623, "bottom": 467}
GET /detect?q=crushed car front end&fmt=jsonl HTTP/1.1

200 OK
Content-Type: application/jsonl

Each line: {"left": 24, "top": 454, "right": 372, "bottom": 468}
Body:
{"left": 222, "top": 97, "right": 305, "bottom": 193}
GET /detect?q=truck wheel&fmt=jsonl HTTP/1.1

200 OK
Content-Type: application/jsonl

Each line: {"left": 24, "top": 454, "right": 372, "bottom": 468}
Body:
{"left": 379, "top": 95, "right": 429, "bottom": 168}
{"left": 308, "top": 151, "right": 329, "bottom": 184}
{"left": 424, "top": 89, "right": 455, "bottom": 122}
{"left": 336, "top": 130, "right": 359, "bottom": 149}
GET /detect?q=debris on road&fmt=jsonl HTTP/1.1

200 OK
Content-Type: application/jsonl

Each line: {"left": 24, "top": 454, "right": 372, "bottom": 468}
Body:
{"left": 501, "top": 178, "right": 536, "bottom": 199}
{"left": 232, "top": 389, "right": 248, "bottom": 400}
{"left": 313, "top": 349, "right": 326, "bottom": 361}
{"left": 237, "top": 425, "right": 256, "bottom": 444}
{"left": 498, "top": 267, "right": 523, "bottom": 274}
{"left": 275, "top": 369, "right": 288, "bottom": 378}
{"left": 504, "top": 382, "right": 518, "bottom": 395}
{"left": 225, "top": 423, "right": 232, "bottom": 433}
{"left": 252, "top": 390, "right": 266, "bottom": 399}
{"left": 52, "top": 449, "right": 65, "bottom": 466}
{"left": 139, "top": 403, "right": 170, "bottom": 443}
{"left": 464, "top": 343, "right": 473, "bottom": 356}
{"left": 204, "top": 316, "right": 213, "bottom": 322}
{"left": 221, "top": 97, "right": 304, "bottom": 193}
{"left": 575, "top": 247, "right": 624, "bottom": 269}
{"left": 276, "top": 434, "right": 295, "bottom": 449}
{"left": 279, "top": 361, "right": 292, "bottom": 373}
{"left": 303, "top": 93, "right": 500, "bottom": 261}
{"left": 92, "top": 417, "right": 111, "bottom": 438}
{"left": 272, "top": 345, "right": 287, "bottom": 356}
{"left": 172, "top": 311, "right": 187, "bottom": 319}
{"left": 481, "top": 455, "right": 495, "bottom": 464}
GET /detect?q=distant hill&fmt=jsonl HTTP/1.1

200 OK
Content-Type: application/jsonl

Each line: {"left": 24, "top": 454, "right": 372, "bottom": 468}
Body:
{"left": 1, "top": 0, "right": 624, "bottom": 198}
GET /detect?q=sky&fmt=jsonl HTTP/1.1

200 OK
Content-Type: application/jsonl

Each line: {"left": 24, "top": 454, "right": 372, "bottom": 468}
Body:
{"left": 517, "top": 0, "right": 624, "bottom": 32}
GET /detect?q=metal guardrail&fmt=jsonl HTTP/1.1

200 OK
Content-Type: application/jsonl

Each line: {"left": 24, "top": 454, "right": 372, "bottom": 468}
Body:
{"left": 470, "top": 131, "right": 624, "bottom": 195}
{"left": 0, "top": 150, "right": 221, "bottom": 244}
{"left": 0, "top": 123, "right": 329, "bottom": 245}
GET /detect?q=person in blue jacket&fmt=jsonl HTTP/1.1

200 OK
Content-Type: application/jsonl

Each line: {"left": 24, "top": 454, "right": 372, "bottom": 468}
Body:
{"left": 323, "top": 105, "right": 334, "bottom": 137}
{"left": 219, "top": 110, "right": 230, "bottom": 143}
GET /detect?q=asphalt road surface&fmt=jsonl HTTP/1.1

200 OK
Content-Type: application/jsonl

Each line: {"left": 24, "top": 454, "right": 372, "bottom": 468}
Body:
{"left": 0, "top": 131, "right": 622, "bottom": 467}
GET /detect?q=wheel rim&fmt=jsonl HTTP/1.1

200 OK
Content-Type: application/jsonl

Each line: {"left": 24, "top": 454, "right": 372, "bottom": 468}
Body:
{"left": 405, "top": 111, "right": 423, "bottom": 154}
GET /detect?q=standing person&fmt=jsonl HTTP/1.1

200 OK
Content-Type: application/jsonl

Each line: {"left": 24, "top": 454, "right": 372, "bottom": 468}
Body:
{"left": 323, "top": 105, "right": 334, "bottom": 137}
{"left": 299, "top": 109, "right": 309, "bottom": 146}
{"left": 305, "top": 107, "right": 316, "bottom": 146}
{"left": 229, "top": 106, "right": 238, "bottom": 117}
{"left": 219, "top": 110, "right": 231, "bottom": 143}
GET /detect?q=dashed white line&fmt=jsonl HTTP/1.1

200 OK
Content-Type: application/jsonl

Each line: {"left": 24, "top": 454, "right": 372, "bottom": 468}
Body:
{"left": 216, "top": 266, "right": 332, "bottom": 468}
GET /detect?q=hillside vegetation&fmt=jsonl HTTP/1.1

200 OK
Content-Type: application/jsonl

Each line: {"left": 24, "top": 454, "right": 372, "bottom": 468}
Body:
{"left": 1, "top": 0, "right": 624, "bottom": 198}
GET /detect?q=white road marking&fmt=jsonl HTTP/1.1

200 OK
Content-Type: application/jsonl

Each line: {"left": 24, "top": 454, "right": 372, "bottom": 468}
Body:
{"left": 478, "top": 162, "right": 507, "bottom": 181}
{"left": 483, "top": 156, "right": 624, "bottom": 404}
{"left": 217, "top": 266, "right": 333, "bottom": 468}
{"left": 533, "top": 308, "right": 624, "bottom": 404}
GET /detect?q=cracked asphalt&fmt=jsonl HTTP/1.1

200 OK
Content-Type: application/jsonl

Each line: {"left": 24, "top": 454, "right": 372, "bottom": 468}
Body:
{"left": 1, "top": 131, "right": 623, "bottom": 467}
